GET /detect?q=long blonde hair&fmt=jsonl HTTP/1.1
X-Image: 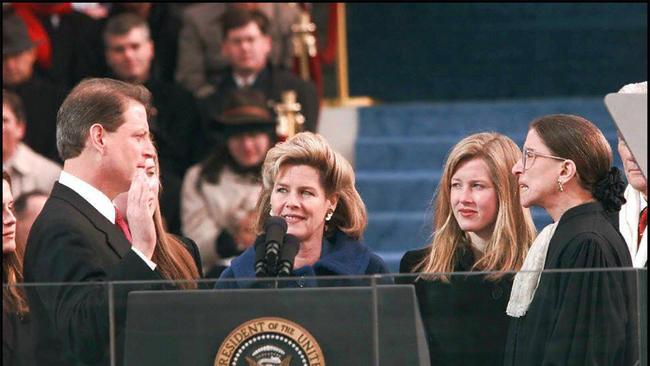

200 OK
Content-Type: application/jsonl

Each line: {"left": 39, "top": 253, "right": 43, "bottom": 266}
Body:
{"left": 416, "top": 132, "right": 536, "bottom": 281}
{"left": 253, "top": 132, "right": 367, "bottom": 240}
{"left": 3, "top": 171, "right": 29, "bottom": 315}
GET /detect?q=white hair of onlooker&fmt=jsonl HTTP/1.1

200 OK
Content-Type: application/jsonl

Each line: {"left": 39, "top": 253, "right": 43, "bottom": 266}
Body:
{"left": 618, "top": 81, "right": 647, "bottom": 94}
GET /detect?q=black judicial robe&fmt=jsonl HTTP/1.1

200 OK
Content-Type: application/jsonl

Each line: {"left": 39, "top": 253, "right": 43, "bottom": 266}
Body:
{"left": 504, "top": 202, "right": 638, "bottom": 366}
{"left": 399, "top": 245, "right": 512, "bottom": 366}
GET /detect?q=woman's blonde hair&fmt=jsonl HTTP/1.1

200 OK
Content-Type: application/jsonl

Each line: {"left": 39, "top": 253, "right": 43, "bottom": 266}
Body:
{"left": 416, "top": 132, "right": 536, "bottom": 281}
{"left": 3, "top": 171, "right": 29, "bottom": 315}
{"left": 253, "top": 132, "right": 367, "bottom": 240}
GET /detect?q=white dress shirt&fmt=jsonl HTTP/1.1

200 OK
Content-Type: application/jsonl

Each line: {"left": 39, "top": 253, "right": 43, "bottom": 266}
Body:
{"left": 233, "top": 73, "right": 258, "bottom": 88}
{"left": 59, "top": 171, "right": 157, "bottom": 270}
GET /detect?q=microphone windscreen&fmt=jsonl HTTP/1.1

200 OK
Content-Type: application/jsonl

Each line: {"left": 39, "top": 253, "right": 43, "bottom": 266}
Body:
{"left": 263, "top": 216, "right": 288, "bottom": 245}
{"left": 281, "top": 234, "right": 300, "bottom": 259}
{"left": 253, "top": 235, "right": 266, "bottom": 263}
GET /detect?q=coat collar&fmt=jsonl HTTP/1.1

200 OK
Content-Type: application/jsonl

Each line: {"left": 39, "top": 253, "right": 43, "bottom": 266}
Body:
{"left": 229, "top": 230, "right": 371, "bottom": 279}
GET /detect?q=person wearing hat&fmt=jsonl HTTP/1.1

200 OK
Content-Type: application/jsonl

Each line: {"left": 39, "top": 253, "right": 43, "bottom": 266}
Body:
{"left": 181, "top": 89, "right": 277, "bottom": 278}
{"left": 3, "top": 8, "right": 66, "bottom": 163}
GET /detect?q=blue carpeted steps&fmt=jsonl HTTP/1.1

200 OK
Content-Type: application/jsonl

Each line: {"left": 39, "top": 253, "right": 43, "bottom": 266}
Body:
{"left": 355, "top": 97, "right": 622, "bottom": 272}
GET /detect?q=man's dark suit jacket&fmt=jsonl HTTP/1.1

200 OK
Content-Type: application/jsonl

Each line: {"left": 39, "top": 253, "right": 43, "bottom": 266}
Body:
{"left": 23, "top": 182, "right": 164, "bottom": 366}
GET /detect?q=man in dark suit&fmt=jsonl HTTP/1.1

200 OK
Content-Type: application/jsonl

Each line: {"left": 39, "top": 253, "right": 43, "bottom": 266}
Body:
{"left": 23, "top": 78, "right": 161, "bottom": 366}
{"left": 200, "top": 7, "right": 319, "bottom": 143}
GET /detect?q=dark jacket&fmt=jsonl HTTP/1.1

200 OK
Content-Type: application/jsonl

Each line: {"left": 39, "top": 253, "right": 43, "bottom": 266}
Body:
{"left": 216, "top": 230, "right": 390, "bottom": 289}
{"left": 3, "top": 311, "right": 36, "bottom": 366}
{"left": 504, "top": 202, "right": 638, "bottom": 366}
{"left": 23, "top": 182, "right": 197, "bottom": 366}
{"left": 400, "top": 245, "right": 513, "bottom": 366}
{"left": 35, "top": 10, "right": 104, "bottom": 90}
{"left": 144, "top": 78, "right": 204, "bottom": 234}
{"left": 5, "top": 76, "right": 67, "bottom": 163}
{"left": 201, "top": 63, "right": 320, "bottom": 142}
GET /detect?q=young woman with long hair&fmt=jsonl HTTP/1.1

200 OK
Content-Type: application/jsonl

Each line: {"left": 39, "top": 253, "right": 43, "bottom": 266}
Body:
{"left": 399, "top": 132, "right": 536, "bottom": 366}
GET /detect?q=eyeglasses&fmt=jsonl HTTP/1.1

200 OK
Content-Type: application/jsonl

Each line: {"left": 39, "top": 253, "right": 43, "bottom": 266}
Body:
{"left": 522, "top": 148, "right": 567, "bottom": 170}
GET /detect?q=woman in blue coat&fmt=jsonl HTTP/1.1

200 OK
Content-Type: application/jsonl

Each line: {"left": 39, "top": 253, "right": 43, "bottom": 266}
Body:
{"left": 216, "top": 132, "right": 389, "bottom": 288}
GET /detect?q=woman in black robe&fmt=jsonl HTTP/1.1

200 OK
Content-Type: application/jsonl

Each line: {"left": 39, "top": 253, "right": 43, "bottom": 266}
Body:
{"left": 505, "top": 114, "right": 638, "bottom": 365}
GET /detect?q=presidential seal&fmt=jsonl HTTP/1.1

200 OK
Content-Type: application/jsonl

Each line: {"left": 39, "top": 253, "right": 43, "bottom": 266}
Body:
{"left": 214, "top": 317, "right": 325, "bottom": 366}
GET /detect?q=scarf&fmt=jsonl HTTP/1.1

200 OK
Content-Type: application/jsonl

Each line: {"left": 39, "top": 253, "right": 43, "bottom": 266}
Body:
{"left": 506, "top": 222, "right": 558, "bottom": 317}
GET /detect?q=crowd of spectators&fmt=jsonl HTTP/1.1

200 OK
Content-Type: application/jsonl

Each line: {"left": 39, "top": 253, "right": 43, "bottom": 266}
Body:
{"left": 3, "top": 3, "right": 319, "bottom": 243}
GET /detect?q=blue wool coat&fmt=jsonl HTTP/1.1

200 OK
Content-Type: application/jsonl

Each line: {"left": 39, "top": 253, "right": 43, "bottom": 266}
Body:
{"left": 215, "top": 230, "right": 390, "bottom": 289}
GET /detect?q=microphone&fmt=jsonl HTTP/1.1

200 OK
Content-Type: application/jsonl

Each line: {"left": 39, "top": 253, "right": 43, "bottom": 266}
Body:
{"left": 277, "top": 234, "right": 300, "bottom": 277}
{"left": 263, "top": 216, "right": 288, "bottom": 277}
{"left": 253, "top": 235, "right": 268, "bottom": 277}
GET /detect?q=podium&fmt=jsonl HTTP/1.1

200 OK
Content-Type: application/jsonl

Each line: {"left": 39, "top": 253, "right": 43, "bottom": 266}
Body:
{"left": 123, "top": 285, "right": 430, "bottom": 366}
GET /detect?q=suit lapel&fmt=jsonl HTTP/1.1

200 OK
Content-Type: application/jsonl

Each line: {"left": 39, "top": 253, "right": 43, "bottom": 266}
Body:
{"left": 51, "top": 182, "right": 132, "bottom": 258}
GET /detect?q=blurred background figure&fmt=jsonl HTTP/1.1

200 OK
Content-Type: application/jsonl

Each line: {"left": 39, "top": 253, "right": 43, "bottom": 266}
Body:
{"left": 615, "top": 81, "right": 647, "bottom": 268}
{"left": 399, "top": 132, "right": 535, "bottom": 366}
{"left": 2, "top": 89, "right": 61, "bottom": 199}
{"left": 106, "top": 3, "right": 189, "bottom": 84}
{"left": 198, "top": 7, "right": 319, "bottom": 149}
{"left": 9, "top": 2, "right": 104, "bottom": 90}
{"left": 14, "top": 190, "right": 49, "bottom": 254}
{"left": 3, "top": 171, "right": 36, "bottom": 366}
{"left": 216, "top": 132, "right": 389, "bottom": 289}
{"left": 506, "top": 114, "right": 636, "bottom": 366}
{"left": 182, "top": 89, "right": 276, "bottom": 278}
{"left": 176, "top": 3, "right": 300, "bottom": 98}
{"left": 103, "top": 12, "right": 204, "bottom": 234}
{"left": 3, "top": 9, "right": 67, "bottom": 163}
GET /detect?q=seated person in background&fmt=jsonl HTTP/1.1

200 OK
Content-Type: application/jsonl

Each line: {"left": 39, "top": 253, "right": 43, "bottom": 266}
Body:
{"left": 615, "top": 81, "right": 647, "bottom": 268}
{"left": 505, "top": 114, "right": 637, "bottom": 366}
{"left": 399, "top": 132, "right": 536, "bottom": 366}
{"left": 176, "top": 3, "right": 300, "bottom": 98}
{"left": 107, "top": 3, "right": 190, "bottom": 83}
{"left": 216, "top": 132, "right": 389, "bottom": 289}
{"left": 113, "top": 154, "right": 202, "bottom": 288}
{"left": 3, "top": 10, "right": 67, "bottom": 163}
{"left": 199, "top": 7, "right": 319, "bottom": 142}
{"left": 3, "top": 89, "right": 61, "bottom": 199}
{"left": 181, "top": 89, "right": 276, "bottom": 278}
{"left": 3, "top": 171, "right": 36, "bottom": 366}
{"left": 14, "top": 190, "right": 49, "bottom": 253}
{"left": 103, "top": 13, "right": 205, "bottom": 234}
{"left": 10, "top": 3, "right": 105, "bottom": 90}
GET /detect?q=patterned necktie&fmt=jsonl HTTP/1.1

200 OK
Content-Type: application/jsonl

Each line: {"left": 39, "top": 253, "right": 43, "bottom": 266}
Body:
{"left": 639, "top": 206, "right": 647, "bottom": 248}
{"left": 114, "top": 207, "right": 132, "bottom": 243}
